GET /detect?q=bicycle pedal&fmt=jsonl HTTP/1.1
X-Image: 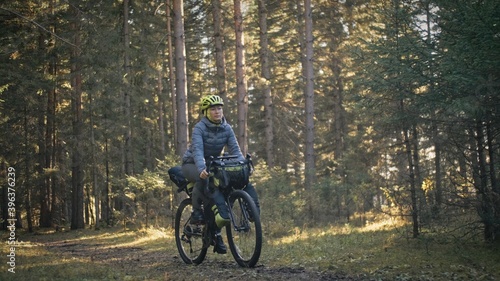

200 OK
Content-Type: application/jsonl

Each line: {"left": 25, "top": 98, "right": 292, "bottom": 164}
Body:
{"left": 185, "top": 224, "right": 202, "bottom": 235}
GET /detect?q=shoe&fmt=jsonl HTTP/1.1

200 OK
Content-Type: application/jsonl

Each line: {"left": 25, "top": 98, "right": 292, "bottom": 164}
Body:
{"left": 214, "top": 233, "right": 227, "bottom": 254}
{"left": 190, "top": 209, "right": 204, "bottom": 224}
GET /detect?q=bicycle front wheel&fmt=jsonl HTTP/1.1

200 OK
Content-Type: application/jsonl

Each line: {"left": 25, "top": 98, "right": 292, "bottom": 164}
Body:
{"left": 226, "top": 190, "right": 262, "bottom": 267}
{"left": 174, "top": 198, "right": 207, "bottom": 264}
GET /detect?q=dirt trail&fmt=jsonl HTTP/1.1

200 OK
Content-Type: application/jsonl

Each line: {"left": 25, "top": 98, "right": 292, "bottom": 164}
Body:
{"left": 39, "top": 236, "right": 364, "bottom": 281}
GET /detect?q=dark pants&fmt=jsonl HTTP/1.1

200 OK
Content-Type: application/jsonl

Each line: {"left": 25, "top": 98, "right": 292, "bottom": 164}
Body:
{"left": 181, "top": 163, "right": 260, "bottom": 220}
{"left": 181, "top": 163, "right": 208, "bottom": 211}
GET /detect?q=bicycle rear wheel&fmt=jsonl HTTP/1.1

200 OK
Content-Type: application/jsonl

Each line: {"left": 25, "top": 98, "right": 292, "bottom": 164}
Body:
{"left": 174, "top": 198, "right": 207, "bottom": 264}
{"left": 226, "top": 190, "right": 262, "bottom": 267}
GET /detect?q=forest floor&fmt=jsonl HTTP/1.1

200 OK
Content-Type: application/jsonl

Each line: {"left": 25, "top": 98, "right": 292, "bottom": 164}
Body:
{"left": 2, "top": 221, "right": 500, "bottom": 281}
{"left": 2, "top": 227, "right": 360, "bottom": 281}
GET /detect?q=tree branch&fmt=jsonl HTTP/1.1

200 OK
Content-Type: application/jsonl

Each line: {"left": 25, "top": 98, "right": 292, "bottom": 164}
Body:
{"left": 0, "top": 6, "right": 80, "bottom": 50}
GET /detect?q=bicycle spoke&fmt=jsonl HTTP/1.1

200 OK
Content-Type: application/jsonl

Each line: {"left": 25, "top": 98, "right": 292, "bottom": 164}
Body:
{"left": 175, "top": 199, "right": 207, "bottom": 264}
{"left": 226, "top": 190, "right": 262, "bottom": 267}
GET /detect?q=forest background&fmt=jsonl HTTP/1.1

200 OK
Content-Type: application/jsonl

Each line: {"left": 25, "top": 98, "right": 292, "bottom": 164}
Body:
{"left": 1, "top": 0, "right": 499, "bottom": 249}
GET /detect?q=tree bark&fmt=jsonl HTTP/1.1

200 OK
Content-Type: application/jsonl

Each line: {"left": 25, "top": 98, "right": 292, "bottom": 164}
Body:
{"left": 166, "top": 0, "right": 178, "bottom": 154}
{"left": 486, "top": 122, "right": 500, "bottom": 241}
{"left": 123, "top": 0, "right": 133, "bottom": 175}
{"left": 173, "top": 0, "right": 189, "bottom": 155}
{"left": 303, "top": 0, "right": 316, "bottom": 189}
{"left": 24, "top": 108, "right": 33, "bottom": 232}
{"left": 90, "top": 91, "right": 99, "bottom": 228}
{"left": 70, "top": 12, "right": 84, "bottom": 230}
{"left": 401, "top": 99, "right": 419, "bottom": 238}
{"left": 212, "top": 0, "right": 227, "bottom": 101}
{"left": 234, "top": 0, "right": 248, "bottom": 155}
{"left": 475, "top": 121, "right": 498, "bottom": 242}
{"left": 101, "top": 138, "right": 111, "bottom": 225}
{"left": 257, "top": 0, "right": 274, "bottom": 168}
{"left": 157, "top": 69, "right": 166, "bottom": 156}
{"left": 38, "top": 0, "right": 56, "bottom": 227}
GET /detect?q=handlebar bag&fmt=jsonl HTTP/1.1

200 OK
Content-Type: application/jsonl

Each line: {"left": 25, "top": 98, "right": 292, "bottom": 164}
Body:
{"left": 211, "top": 159, "right": 251, "bottom": 190}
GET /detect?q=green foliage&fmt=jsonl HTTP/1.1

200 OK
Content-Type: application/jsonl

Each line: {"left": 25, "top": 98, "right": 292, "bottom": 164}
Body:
{"left": 126, "top": 170, "right": 170, "bottom": 228}
{"left": 252, "top": 165, "right": 298, "bottom": 236}
{"left": 116, "top": 153, "right": 180, "bottom": 228}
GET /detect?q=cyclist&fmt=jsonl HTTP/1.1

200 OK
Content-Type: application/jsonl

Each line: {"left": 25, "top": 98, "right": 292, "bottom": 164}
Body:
{"left": 181, "top": 95, "right": 260, "bottom": 254}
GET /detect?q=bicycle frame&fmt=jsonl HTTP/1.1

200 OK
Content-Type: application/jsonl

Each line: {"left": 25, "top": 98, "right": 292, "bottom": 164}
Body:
{"left": 172, "top": 154, "right": 262, "bottom": 267}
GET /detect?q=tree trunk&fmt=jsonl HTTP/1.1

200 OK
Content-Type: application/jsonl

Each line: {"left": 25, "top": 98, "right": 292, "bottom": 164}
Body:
{"left": 212, "top": 0, "right": 227, "bottom": 101}
{"left": 401, "top": 107, "right": 419, "bottom": 238}
{"left": 70, "top": 14, "right": 84, "bottom": 230}
{"left": 157, "top": 69, "right": 166, "bottom": 157}
{"left": 411, "top": 125, "right": 428, "bottom": 226}
{"left": 123, "top": 0, "right": 133, "bottom": 175}
{"left": 24, "top": 108, "right": 33, "bottom": 232}
{"left": 84, "top": 185, "right": 92, "bottom": 225}
{"left": 234, "top": 0, "right": 248, "bottom": 155}
{"left": 37, "top": 3, "right": 53, "bottom": 227}
{"left": 331, "top": 53, "right": 347, "bottom": 220}
{"left": 434, "top": 131, "right": 442, "bottom": 205}
{"left": 486, "top": 123, "right": 498, "bottom": 194}
{"left": 166, "top": 0, "right": 178, "bottom": 154}
{"left": 486, "top": 122, "right": 500, "bottom": 241}
{"left": 424, "top": 1, "right": 442, "bottom": 217}
{"left": 101, "top": 138, "right": 111, "bottom": 225}
{"left": 90, "top": 91, "right": 100, "bottom": 228}
{"left": 37, "top": 84, "right": 50, "bottom": 227}
{"left": 303, "top": 0, "right": 316, "bottom": 189}
{"left": 45, "top": 32, "right": 57, "bottom": 226}
{"left": 257, "top": 0, "right": 274, "bottom": 168}
{"left": 294, "top": 0, "right": 306, "bottom": 176}
{"left": 173, "top": 0, "right": 189, "bottom": 155}
{"left": 405, "top": 129, "right": 419, "bottom": 238}
{"left": 475, "top": 121, "right": 498, "bottom": 242}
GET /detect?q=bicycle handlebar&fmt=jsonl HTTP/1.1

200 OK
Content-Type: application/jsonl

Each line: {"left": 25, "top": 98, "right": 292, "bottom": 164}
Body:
{"left": 204, "top": 154, "right": 252, "bottom": 193}
{"left": 206, "top": 154, "right": 252, "bottom": 172}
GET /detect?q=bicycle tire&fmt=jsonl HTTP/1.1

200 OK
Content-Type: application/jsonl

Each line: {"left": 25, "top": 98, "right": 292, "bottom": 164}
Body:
{"left": 174, "top": 198, "right": 207, "bottom": 264}
{"left": 226, "top": 190, "right": 262, "bottom": 267}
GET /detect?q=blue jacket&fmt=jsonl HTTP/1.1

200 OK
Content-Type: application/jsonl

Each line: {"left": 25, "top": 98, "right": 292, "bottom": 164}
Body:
{"left": 182, "top": 116, "right": 244, "bottom": 174}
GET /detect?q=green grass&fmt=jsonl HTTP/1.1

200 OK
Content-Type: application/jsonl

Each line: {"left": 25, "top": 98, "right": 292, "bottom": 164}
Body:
{"left": 260, "top": 217, "right": 500, "bottom": 280}
{"left": 1, "top": 216, "right": 499, "bottom": 280}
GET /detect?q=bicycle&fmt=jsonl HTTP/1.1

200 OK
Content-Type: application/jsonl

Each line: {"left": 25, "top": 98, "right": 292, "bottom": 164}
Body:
{"left": 168, "top": 154, "right": 262, "bottom": 267}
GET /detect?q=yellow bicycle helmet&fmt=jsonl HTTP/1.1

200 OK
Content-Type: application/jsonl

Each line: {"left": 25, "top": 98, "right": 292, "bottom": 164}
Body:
{"left": 200, "top": 95, "right": 224, "bottom": 112}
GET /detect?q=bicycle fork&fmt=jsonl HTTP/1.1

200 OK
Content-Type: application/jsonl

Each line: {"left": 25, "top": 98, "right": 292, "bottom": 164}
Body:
{"left": 226, "top": 197, "right": 252, "bottom": 232}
